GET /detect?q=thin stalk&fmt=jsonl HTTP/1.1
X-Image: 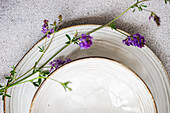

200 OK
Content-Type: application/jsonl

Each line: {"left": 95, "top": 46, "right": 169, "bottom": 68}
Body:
{"left": 36, "top": 32, "right": 56, "bottom": 64}
{"left": 10, "top": 34, "right": 55, "bottom": 84}
{"left": 6, "top": 0, "right": 150, "bottom": 90}
{"left": 11, "top": 27, "right": 59, "bottom": 83}
{"left": 86, "top": 0, "right": 150, "bottom": 35}
{"left": 11, "top": 67, "right": 34, "bottom": 83}
{"left": 17, "top": 76, "right": 62, "bottom": 85}
{"left": 39, "top": 43, "right": 71, "bottom": 69}
{"left": 86, "top": 7, "right": 131, "bottom": 35}
{"left": 7, "top": 43, "right": 71, "bottom": 89}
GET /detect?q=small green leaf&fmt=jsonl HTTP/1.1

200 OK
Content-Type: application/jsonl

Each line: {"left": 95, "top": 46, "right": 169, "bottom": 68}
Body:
{"left": 0, "top": 88, "right": 4, "bottom": 92}
{"left": 41, "top": 70, "right": 50, "bottom": 76}
{"left": 138, "top": 6, "right": 143, "bottom": 11}
{"left": 38, "top": 46, "right": 41, "bottom": 49}
{"left": 33, "top": 82, "right": 39, "bottom": 87}
{"left": 11, "top": 66, "right": 15, "bottom": 69}
{"left": 33, "top": 69, "right": 36, "bottom": 74}
{"left": 131, "top": 5, "right": 134, "bottom": 8}
{"left": 29, "top": 79, "right": 34, "bottom": 83}
{"left": 50, "top": 24, "right": 54, "bottom": 26}
{"left": 36, "top": 69, "right": 41, "bottom": 72}
{"left": 8, "top": 79, "right": 13, "bottom": 83}
{"left": 5, "top": 94, "right": 11, "bottom": 97}
{"left": 10, "top": 70, "right": 16, "bottom": 74}
{"left": 62, "top": 81, "right": 72, "bottom": 91}
{"left": 109, "top": 23, "right": 116, "bottom": 30}
{"left": 74, "top": 42, "right": 78, "bottom": 45}
{"left": 65, "top": 41, "right": 70, "bottom": 44}
{"left": 5, "top": 76, "right": 12, "bottom": 79}
{"left": 2, "top": 95, "right": 5, "bottom": 101}
{"left": 38, "top": 46, "right": 44, "bottom": 52}
{"left": 54, "top": 26, "right": 57, "bottom": 32}
{"left": 0, "top": 85, "right": 3, "bottom": 88}
{"left": 66, "top": 34, "right": 71, "bottom": 40}
{"left": 72, "top": 37, "right": 79, "bottom": 43}
{"left": 141, "top": 4, "right": 147, "bottom": 8}
{"left": 64, "top": 81, "right": 71, "bottom": 85}
{"left": 38, "top": 78, "right": 42, "bottom": 85}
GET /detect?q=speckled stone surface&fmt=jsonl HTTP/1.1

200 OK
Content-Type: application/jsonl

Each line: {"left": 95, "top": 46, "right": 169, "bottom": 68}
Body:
{"left": 0, "top": 0, "right": 170, "bottom": 112}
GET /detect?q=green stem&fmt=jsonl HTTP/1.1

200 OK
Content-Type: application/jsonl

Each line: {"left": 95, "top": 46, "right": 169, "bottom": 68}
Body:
{"left": 6, "top": 72, "right": 35, "bottom": 89}
{"left": 11, "top": 29, "right": 58, "bottom": 84}
{"left": 6, "top": 43, "right": 70, "bottom": 89}
{"left": 39, "top": 43, "right": 71, "bottom": 69}
{"left": 36, "top": 32, "right": 56, "bottom": 65}
{"left": 87, "top": 0, "right": 149, "bottom": 35}
{"left": 10, "top": 34, "right": 54, "bottom": 84}
{"left": 5, "top": 0, "right": 149, "bottom": 91}
{"left": 17, "top": 76, "right": 62, "bottom": 85}
{"left": 86, "top": 7, "right": 131, "bottom": 35}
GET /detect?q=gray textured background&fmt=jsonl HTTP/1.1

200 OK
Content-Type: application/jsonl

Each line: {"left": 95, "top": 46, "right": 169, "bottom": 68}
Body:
{"left": 0, "top": 0, "right": 170, "bottom": 112}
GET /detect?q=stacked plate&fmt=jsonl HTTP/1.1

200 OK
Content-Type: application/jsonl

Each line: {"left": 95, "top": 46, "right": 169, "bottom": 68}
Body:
{"left": 4, "top": 25, "right": 170, "bottom": 113}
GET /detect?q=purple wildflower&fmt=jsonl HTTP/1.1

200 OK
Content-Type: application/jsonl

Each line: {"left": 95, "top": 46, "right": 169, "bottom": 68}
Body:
{"left": 46, "top": 34, "right": 50, "bottom": 38}
{"left": 41, "top": 20, "right": 54, "bottom": 38}
{"left": 149, "top": 15, "right": 154, "bottom": 20}
{"left": 149, "top": 13, "right": 160, "bottom": 26}
{"left": 66, "top": 58, "right": 72, "bottom": 62}
{"left": 122, "top": 33, "right": 146, "bottom": 48}
{"left": 49, "top": 58, "right": 72, "bottom": 72}
{"left": 79, "top": 34, "right": 93, "bottom": 50}
{"left": 50, "top": 29, "right": 54, "bottom": 33}
{"left": 41, "top": 19, "right": 49, "bottom": 34}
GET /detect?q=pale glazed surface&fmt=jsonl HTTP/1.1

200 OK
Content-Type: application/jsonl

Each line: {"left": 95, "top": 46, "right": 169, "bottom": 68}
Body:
{"left": 3, "top": 25, "right": 170, "bottom": 113}
{"left": 30, "top": 58, "right": 156, "bottom": 113}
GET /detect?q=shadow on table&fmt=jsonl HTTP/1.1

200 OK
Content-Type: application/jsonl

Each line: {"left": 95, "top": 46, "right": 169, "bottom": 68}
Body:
{"left": 59, "top": 16, "right": 141, "bottom": 36}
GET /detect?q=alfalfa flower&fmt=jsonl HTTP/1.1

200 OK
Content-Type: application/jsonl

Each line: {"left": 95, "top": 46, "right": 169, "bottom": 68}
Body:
{"left": 79, "top": 34, "right": 93, "bottom": 50}
{"left": 149, "top": 12, "right": 160, "bottom": 26}
{"left": 49, "top": 58, "right": 71, "bottom": 72}
{"left": 41, "top": 19, "right": 54, "bottom": 38}
{"left": 122, "top": 33, "right": 146, "bottom": 48}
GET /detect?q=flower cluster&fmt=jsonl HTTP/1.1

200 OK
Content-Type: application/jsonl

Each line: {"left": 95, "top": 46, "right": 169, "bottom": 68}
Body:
{"left": 122, "top": 33, "right": 146, "bottom": 48}
{"left": 149, "top": 13, "right": 160, "bottom": 26}
{"left": 1, "top": 0, "right": 167, "bottom": 101}
{"left": 49, "top": 58, "right": 71, "bottom": 72}
{"left": 79, "top": 34, "right": 93, "bottom": 50}
{"left": 41, "top": 19, "right": 54, "bottom": 38}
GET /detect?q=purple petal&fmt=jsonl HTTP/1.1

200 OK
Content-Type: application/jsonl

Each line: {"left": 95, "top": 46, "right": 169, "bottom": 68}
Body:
{"left": 50, "top": 29, "right": 54, "bottom": 33}
{"left": 47, "top": 34, "right": 50, "bottom": 38}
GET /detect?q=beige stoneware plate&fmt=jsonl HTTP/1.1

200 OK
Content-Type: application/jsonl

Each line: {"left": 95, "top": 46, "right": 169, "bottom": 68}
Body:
{"left": 4, "top": 25, "right": 170, "bottom": 113}
{"left": 30, "top": 57, "right": 156, "bottom": 113}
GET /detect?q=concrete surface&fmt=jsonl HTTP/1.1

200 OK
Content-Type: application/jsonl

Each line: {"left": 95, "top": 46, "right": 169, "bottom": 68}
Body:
{"left": 0, "top": 0, "right": 170, "bottom": 112}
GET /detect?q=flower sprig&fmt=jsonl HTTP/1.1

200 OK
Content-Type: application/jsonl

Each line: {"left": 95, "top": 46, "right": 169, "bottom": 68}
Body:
{"left": 149, "top": 12, "right": 160, "bottom": 26}
{"left": 0, "top": 0, "right": 163, "bottom": 101}
{"left": 165, "top": 0, "right": 170, "bottom": 4}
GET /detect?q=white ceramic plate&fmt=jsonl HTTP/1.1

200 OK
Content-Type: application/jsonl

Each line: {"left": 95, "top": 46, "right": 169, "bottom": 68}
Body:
{"left": 30, "top": 57, "right": 156, "bottom": 113}
{"left": 4, "top": 25, "right": 170, "bottom": 113}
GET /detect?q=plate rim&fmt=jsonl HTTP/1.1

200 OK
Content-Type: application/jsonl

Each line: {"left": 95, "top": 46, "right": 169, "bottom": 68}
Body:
{"left": 29, "top": 56, "right": 157, "bottom": 113}
{"left": 4, "top": 24, "right": 169, "bottom": 113}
